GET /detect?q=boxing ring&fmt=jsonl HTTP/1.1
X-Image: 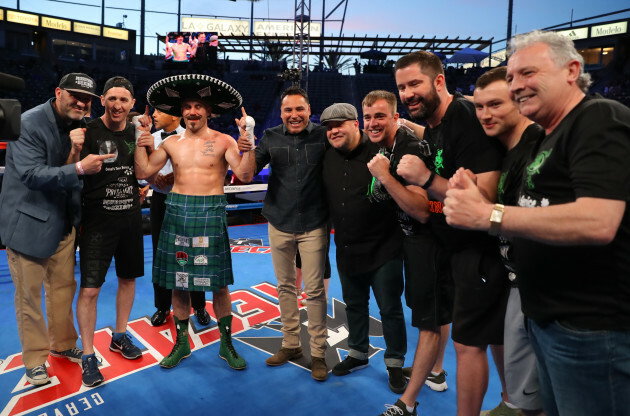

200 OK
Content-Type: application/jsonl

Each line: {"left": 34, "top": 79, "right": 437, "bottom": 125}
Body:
{"left": 0, "top": 176, "right": 505, "bottom": 416}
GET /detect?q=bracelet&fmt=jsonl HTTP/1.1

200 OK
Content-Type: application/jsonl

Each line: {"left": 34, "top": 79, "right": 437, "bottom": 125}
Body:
{"left": 76, "top": 161, "right": 85, "bottom": 175}
{"left": 421, "top": 171, "right": 435, "bottom": 190}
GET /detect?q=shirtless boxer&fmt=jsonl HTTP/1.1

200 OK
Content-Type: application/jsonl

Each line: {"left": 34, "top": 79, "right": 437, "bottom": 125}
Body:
{"left": 135, "top": 74, "right": 254, "bottom": 370}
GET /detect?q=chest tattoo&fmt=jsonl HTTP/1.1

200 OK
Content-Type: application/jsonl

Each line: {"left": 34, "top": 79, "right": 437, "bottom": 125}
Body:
{"left": 200, "top": 141, "right": 216, "bottom": 157}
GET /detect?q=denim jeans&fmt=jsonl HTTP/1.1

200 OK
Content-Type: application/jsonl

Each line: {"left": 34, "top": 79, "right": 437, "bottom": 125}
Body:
{"left": 528, "top": 318, "right": 630, "bottom": 416}
{"left": 338, "top": 257, "right": 406, "bottom": 367}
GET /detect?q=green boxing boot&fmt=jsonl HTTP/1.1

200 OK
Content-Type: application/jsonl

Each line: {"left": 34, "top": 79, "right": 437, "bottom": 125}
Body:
{"left": 218, "top": 315, "right": 246, "bottom": 370}
{"left": 160, "top": 317, "right": 191, "bottom": 369}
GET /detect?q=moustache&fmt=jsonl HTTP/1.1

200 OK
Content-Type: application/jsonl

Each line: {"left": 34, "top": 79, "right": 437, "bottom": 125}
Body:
{"left": 186, "top": 116, "right": 202, "bottom": 121}
{"left": 404, "top": 96, "right": 423, "bottom": 106}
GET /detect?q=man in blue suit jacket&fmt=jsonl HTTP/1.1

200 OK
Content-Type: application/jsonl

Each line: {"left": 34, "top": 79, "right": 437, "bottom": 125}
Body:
{"left": 0, "top": 73, "right": 112, "bottom": 385}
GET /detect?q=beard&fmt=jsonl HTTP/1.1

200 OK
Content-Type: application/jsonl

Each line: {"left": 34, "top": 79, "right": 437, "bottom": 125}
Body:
{"left": 406, "top": 85, "right": 440, "bottom": 121}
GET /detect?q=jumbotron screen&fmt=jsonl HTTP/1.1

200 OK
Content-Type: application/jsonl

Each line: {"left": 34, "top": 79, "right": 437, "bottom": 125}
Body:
{"left": 165, "top": 32, "right": 219, "bottom": 64}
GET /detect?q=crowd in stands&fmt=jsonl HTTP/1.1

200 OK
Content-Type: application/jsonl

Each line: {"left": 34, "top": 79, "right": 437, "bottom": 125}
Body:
{"left": 1, "top": 52, "right": 628, "bottom": 143}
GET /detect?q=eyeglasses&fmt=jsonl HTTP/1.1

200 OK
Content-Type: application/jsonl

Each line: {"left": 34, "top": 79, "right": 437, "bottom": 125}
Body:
{"left": 63, "top": 89, "right": 93, "bottom": 104}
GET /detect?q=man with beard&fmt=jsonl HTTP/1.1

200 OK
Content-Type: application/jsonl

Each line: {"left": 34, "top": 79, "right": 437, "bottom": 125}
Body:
{"left": 146, "top": 109, "right": 210, "bottom": 327}
{"left": 393, "top": 51, "right": 508, "bottom": 416}
{"left": 0, "top": 73, "right": 108, "bottom": 386}
{"left": 135, "top": 74, "right": 254, "bottom": 371}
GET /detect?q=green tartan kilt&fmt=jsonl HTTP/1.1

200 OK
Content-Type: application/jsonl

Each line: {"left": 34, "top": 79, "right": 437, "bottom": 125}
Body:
{"left": 153, "top": 193, "right": 234, "bottom": 292}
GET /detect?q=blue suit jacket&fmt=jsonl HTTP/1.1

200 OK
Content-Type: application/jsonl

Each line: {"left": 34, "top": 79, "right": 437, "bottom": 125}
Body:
{"left": 0, "top": 99, "right": 82, "bottom": 258}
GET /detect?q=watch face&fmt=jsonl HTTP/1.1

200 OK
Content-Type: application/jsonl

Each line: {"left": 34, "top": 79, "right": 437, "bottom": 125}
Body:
{"left": 490, "top": 209, "right": 503, "bottom": 223}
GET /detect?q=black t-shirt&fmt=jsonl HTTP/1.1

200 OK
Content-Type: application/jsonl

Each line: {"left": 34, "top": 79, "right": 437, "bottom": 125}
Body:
{"left": 423, "top": 92, "right": 504, "bottom": 251}
{"left": 368, "top": 127, "right": 431, "bottom": 236}
{"left": 323, "top": 134, "right": 402, "bottom": 276}
{"left": 81, "top": 118, "right": 140, "bottom": 215}
{"left": 496, "top": 123, "right": 544, "bottom": 277}
{"left": 514, "top": 96, "right": 630, "bottom": 330}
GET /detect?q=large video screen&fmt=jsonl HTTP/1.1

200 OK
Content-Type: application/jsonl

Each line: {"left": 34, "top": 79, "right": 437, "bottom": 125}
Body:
{"left": 165, "top": 32, "right": 219, "bottom": 64}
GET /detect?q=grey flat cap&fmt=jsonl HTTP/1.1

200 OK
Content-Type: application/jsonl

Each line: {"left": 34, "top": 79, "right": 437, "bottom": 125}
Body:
{"left": 320, "top": 102, "right": 358, "bottom": 125}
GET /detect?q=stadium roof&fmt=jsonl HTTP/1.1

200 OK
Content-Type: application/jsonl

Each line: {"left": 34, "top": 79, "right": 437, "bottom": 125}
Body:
{"left": 161, "top": 34, "right": 493, "bottom": 59}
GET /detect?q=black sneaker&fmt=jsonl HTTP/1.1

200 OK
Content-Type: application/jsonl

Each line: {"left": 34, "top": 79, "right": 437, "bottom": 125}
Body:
{"left": 109, "top": 334, "right": 142, "bottom": 359}
{"left": 378, "top": 399, "right": 418, "bottom": 416}
{"left": 50, "top": 346, "right": 83, "bottom": 363}
{"left": 150, "top": 309, "right": 169, "bottom": 326}
{"left": 387, "top": 366, "right": 408, "bottom": 394}
{"left": 425, "top": 370, "right": 448, "bottom": 392}
{"left": 332, "top": 356, "right": 369, "bottom": 376}
{"left": 81, "top": 355, "right": 104, "bottom": 387}
{"left": 194, "top": 307, "right": 211, "bottom": 326}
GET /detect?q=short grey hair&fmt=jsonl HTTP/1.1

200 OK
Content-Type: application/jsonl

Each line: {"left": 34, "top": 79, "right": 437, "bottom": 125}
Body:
{"left": 507, "top": 30, "right": 592, "bottom": 93}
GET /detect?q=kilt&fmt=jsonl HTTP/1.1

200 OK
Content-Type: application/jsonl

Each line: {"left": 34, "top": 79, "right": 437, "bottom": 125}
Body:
{"left": 153, "top": 193, "right": 234, "bottom": 292}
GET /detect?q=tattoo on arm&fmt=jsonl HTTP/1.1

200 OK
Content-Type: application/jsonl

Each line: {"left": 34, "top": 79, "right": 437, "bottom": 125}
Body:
{"left": 201, "top": 141, "right": 215, "bottom": 157}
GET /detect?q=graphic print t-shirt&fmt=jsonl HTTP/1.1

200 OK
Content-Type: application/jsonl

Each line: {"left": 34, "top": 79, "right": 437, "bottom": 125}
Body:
{"left": 514, "top": 96, "right": 630, "bottom": 330}
{"left": 496, "top": 123, "right": 543, "bottom": 277}
{"left": 367, "top": 127, "right": 432, "bottom": 236}
{"left": 423, "top": 93, "right": 504, "bottom": 251}
{"left": 81, "top": 118, "right": 140, "bottom": 214}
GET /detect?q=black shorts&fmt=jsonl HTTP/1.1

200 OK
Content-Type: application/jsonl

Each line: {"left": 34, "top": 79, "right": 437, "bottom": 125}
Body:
{"left": 403, "top": 233, "right": 454, "bottom": 329}
{"left": 80, "top": 210, "right": 144, "bottom": 288}
{"left": 450, "top": 246, "right": 509, "bottom": 346}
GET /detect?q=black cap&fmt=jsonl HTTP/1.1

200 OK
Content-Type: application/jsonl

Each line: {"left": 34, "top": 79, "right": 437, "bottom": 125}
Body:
{"left": 102, "top": 76, "right": 134, "bottom": 98}
{"left": 58, "top": 73, "right": 98, "bottom": 97}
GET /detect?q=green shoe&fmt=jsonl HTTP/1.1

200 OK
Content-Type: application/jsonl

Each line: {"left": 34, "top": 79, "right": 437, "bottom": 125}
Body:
{"left": 480, "top": 400, "right": 522, "bottom": 416}
{"left": 160, "top": 317, "right": 191, "bottom": 369}
{"left": 218, "top": 315, "right": 246, "bottom": 370}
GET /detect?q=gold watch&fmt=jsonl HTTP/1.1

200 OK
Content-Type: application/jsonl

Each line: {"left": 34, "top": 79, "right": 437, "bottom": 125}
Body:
{"left": 488, "top": 204, "right": 505, "bottom": 236}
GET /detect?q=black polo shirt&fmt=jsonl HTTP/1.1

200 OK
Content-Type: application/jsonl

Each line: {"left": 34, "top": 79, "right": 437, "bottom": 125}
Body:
{"left": 255, "top": 121, "right": 329, "bottom": 233}
{"left": 323, "top": 133, "right": 402, "bottom": 276}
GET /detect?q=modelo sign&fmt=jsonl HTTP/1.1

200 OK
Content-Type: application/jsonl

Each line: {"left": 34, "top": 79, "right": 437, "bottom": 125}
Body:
{"left": 591, "top": 21, "right": 628, "bottom": 38}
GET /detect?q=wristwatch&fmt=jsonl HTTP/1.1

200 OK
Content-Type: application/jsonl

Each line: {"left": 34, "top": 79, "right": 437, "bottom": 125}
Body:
{"left": 488, "top": 204, "right": 505, "bottom": 236}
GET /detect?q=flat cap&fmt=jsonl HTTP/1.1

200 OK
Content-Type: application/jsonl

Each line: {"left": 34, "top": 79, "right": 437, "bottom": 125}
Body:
{"left": 320, "top": 103, "right": 358, "bottom": 125}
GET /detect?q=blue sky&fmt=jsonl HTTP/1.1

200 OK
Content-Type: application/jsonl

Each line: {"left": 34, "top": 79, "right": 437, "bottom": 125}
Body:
{"left": 1, "top": 0, "right": 629, "bottom": 57}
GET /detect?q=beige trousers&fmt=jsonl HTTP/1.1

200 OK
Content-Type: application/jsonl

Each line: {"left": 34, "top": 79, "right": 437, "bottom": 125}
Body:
{"left": 7, "top": 229, "right": 79, "bottom": 368}
{"left": 268, "top": 223, "right": 328, "bottom": 358}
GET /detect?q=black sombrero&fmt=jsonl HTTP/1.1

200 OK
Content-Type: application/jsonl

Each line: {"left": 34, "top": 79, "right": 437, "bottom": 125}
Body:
{"left": 146, "top": 74, "right": 242, "bottom": 117}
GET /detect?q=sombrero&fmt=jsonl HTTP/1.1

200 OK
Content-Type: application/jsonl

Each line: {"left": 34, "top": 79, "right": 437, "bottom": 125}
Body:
{"left": 146, "top": 74, "right": 242, "bottom": 117}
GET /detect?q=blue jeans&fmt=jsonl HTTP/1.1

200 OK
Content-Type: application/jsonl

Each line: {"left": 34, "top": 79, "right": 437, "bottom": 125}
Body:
{"left": 528, "top": 318, "right": 630, "bottom": 416}
{"left": 338, "top": 257, "right": 406, "bottom": 367}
